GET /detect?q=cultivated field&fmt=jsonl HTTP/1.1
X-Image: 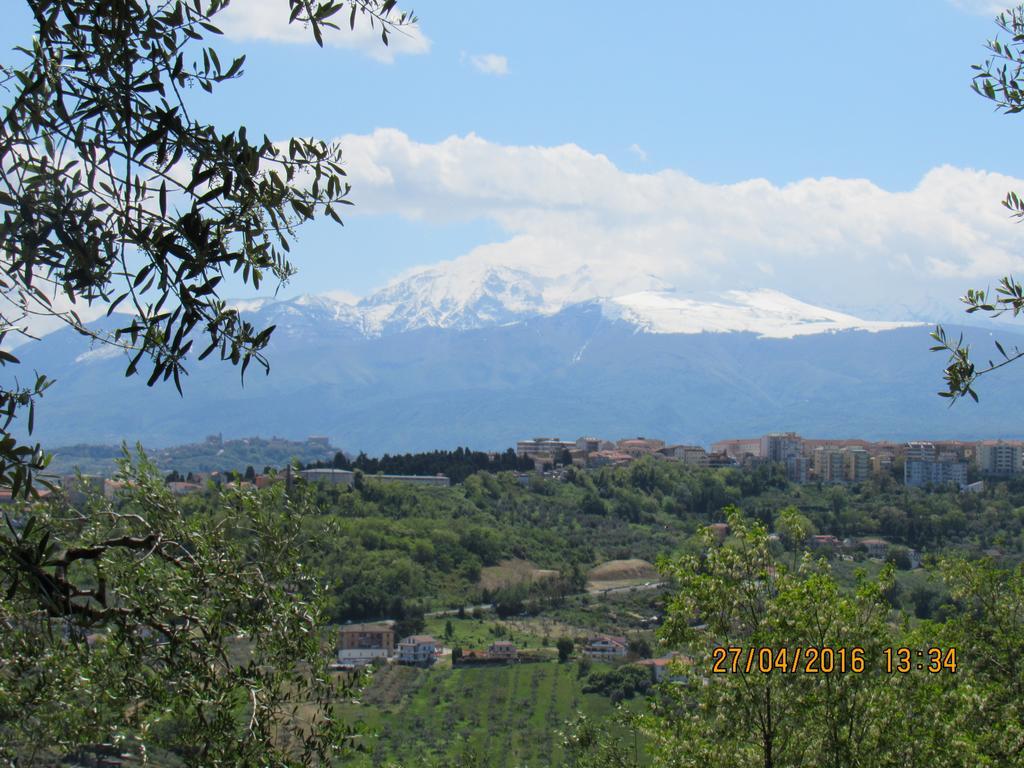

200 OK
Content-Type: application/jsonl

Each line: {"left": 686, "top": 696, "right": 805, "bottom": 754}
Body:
{"left": 341, "top": 661, "right": 630, "bottom": 767}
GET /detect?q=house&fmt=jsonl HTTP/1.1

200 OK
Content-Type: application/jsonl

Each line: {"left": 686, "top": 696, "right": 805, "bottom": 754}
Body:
{"left": 515, "top": 437, "right": 575, "bottom": 465}
{"left": 811, "top": 534, "right": 841, "bottom": 550}
{"left": 587, "top": 450, "right": 634, "bottom": 468}
{"left": 337, "top": 621, "right": 396, "bottom": 666}
{"left": 659, "top": 445, "right": 709, "bottom": 467}
{"left": 582, "top": 635, "right": 628, "bottom": 660}
{"left": 635, "top": 653, "right": 692, "bottom": 683}
{"left": 397, "top": 635, "right": 438, "bottom": 666}
{"left": 860, "top": 538, "right": 890, "bottom": 559}
{"left": 487, "top": 641, "right": 518, "bottom": 661}
{"left": 167, "top": 481, "right": 203, "bottom": 496}
{"left": 711, "top": 438, "right": 761, "bottom": 461}
{"left": 575, "top": 437, "right": 603, "bottom": 454}
{"left": 705, "top": 451, "right": 738, "bottom": 468}
{"left": 616, "top": 437, "right": 666, "bottom": 458}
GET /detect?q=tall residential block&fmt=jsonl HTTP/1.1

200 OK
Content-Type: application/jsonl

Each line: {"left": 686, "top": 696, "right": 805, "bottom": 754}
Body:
{"left": 976, "top": 441, "right": 1023, "bottom": 477}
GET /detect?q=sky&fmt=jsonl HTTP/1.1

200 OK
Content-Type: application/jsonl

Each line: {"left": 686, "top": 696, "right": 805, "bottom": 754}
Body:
{"left": 5, "top": 0, "right": 1024, "bottom": 323}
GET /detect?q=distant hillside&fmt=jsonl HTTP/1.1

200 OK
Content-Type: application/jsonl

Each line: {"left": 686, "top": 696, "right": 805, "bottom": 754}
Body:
{"left": 47, "top": 435, "right": 340, "bottom": 476}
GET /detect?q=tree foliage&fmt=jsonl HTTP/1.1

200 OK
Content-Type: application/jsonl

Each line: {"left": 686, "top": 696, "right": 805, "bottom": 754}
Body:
{"left": 652, "top": 509, "right": 899, "bottom": 768}
{"left": 933, "top": 5, "right": 1024, "bottom": 400}
{"left": 0, "top": 450, "right": 358, "bottom": 765}
{"left": 596, "top": 512, "right": 1024, "bottom": 768}
{"left": 0, "top": 0, "right": 415, "bottom": 761}
{"left": 0, "top": 0, "right": 414, "bottom": 495}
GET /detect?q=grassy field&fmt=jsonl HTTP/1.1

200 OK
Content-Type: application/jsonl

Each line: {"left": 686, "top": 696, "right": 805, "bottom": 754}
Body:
{"left": 341, "top": 660, "right": 635, "bottom": 767}
{"left": 423, "top": 614, "right": 593, "bottom": 656}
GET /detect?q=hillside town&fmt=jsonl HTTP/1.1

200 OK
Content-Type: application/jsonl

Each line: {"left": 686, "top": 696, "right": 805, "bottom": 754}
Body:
{"left": 515, "top": 432, "right": 1024, "bottom": 490}
{"left": 31, "top": 431, "right": 1024, "bottom": 506}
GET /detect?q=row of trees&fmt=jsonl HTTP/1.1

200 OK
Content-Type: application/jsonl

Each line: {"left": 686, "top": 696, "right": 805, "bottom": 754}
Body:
{"left": 304, "top": 446, "right": 535, "bottom": 484}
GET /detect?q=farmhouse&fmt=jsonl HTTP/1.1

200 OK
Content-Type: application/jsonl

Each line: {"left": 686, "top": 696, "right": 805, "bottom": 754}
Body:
{"left": 487, "top": 641, "right": 519, "bottom": 661}
{"left": 397, "top": 635, "right": 438, "bottom": 666}
{"left": 582, "top": 635, "right": 628, "bottom": 660}
{"left": 337, "top": 620, "right": 396, "bottom": 666}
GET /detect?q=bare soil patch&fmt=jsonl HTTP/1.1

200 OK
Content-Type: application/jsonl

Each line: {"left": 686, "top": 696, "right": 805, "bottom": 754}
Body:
{"left": 588, "top": 559, "right": 657, "bottom": 582}
{"left": 479, "top": 558, "right": 560, "bottom": 591}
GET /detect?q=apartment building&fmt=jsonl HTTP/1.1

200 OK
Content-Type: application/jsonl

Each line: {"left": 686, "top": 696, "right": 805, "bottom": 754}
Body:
{"left": 976, "top": 440, "right": 1024, "bottom": 477}
{"left": 759, "top": 432, "right": 804, "bottom": 464}
{"left": 843, "top": 447, "right": 871, "bottom": 484}
{"left": 904, "top": 442, "right": 968, "bottom": 489}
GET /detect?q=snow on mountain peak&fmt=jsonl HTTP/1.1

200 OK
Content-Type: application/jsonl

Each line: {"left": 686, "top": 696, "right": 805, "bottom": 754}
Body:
{"left": 356, "top": 262, "right": 554, "bottom": 334}
{"left": 226, "top": 263, "right": 919, "bottom": 339}
{"left": 603, "top": 289, "right": 922, "bottom": 338}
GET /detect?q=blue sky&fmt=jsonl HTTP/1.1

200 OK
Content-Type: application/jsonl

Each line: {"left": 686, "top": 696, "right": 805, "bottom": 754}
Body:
{"left": 6, "top": 0, "right": 1024, "bottom": 319}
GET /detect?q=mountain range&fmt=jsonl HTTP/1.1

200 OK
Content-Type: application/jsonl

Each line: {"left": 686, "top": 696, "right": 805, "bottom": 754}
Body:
{"left": 14, "top": 263, "right": 1024, "bottom": 454}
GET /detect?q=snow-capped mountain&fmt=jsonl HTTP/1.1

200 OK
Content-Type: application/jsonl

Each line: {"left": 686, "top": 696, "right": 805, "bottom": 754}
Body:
{"left": 228, "top": 263, "right": 921, "bottom": 339}
{"left": 356, "top": 263, "right": 552, "bottom": 334}
{"left": 17, "top": 260, "right": 1021, "bottom": 454}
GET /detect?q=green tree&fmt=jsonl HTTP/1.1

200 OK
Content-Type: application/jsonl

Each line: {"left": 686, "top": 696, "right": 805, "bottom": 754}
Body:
{"left": 937, "top": 557, "right": 1024, "bottom": 765}
{"left": 0, "top": 0, "right": 413, "bottom": 495}
{"left": 562, "top": 712, "right": 641, "bottom": 768}
{"left": 0, "top": 450, "right": 356, "bottom": 764}
{"left": 557, "top": 636, "right": 574, "bottom": 663}
{"left": 933, "top": 6, "right": 1024, "bottom": 400}
{"left": 0, "top": 0, "right": 414, "bottom": 761}
{"left": 651, "top": 509, "right": 901, "bottom": 768}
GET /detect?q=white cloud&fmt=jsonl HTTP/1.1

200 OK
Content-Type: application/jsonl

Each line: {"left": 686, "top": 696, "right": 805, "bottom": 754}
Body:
{"left": 216, "top": 0, "right": 430, "bottom": 62}
{"left": 331, "top": 128, "right": 1024, "bottom": 320}
{"left": 948, "top": 0, "right": 1011, "bottom": 16}
{"left": 0, "top": 288, "right": 111, "bottom": 349}
{"left": 628, "top": 143, "right": 648, "bottom": 162}
{"left": 466, "top": 53, "right": 509, "bottom": 76}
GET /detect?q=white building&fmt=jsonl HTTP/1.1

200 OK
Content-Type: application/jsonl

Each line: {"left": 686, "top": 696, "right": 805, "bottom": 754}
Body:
{"left": 905, "top": 453, "right": 968, "bottom": 489}
{"left": 582, "top": 635, "right": 628, "bottom": 660}
{"left": 298, "top": 468, "right": 450, "bottom": 488}
{"left": 516, "top": 437, "right": 574, "bottom": 458}
{"left": 397, "top": 635, "right": 437, "bottom": 666}
{"left": 299, "top": 468, "right": 354, "bottom": 485}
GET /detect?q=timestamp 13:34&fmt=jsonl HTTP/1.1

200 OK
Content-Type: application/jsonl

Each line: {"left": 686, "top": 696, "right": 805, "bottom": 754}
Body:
{"left": 709, "top": 646, "right": 958, "bottom": 674}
